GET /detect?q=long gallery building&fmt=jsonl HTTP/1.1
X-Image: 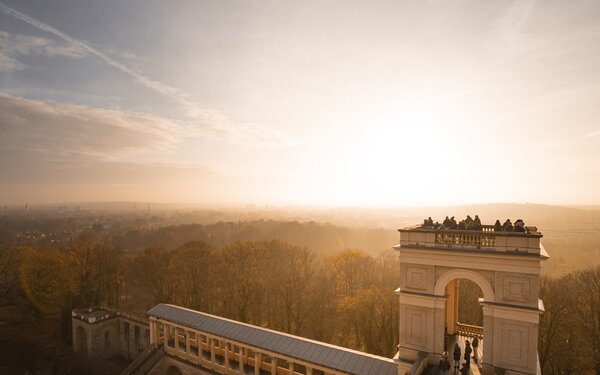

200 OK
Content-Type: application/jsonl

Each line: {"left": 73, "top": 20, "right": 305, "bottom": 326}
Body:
{"left": 72, "top": 218, "right": 547, "bottom": 375}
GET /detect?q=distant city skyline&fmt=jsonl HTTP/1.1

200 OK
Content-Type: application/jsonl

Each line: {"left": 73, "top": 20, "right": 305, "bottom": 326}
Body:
{"left": 1, "top": 0, "right": 599, "bottom": 206}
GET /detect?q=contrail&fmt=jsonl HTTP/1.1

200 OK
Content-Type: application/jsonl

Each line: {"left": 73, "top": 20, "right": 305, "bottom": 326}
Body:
{"left": 0, "top": 2, "right": 202, "bottom": 117}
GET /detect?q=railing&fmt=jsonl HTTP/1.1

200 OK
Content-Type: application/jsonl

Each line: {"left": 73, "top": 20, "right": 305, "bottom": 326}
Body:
{"left": 120, "top": 345, "right": 163, "bottom": 375}
{"left": 435, "top": 232, "right": 496, "bottom": 248}
{"left": 456, "top": 323, "right": 483, "bottom": 339}
{"left": 406, "top": 352, "right": 428, "bottom": 375}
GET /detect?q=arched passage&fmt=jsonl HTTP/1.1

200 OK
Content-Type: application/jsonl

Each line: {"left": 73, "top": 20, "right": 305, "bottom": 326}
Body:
{"left": 104, "top": 329, "right": 111, "bottom": 348}
{"left": 166, "top": 365, "right": 183, "bottom": 375}
{"left": 76, "top": 326, "right": 88, "bottom": 357}
{"left": 434, "top": 269, "right": 493, "bottom": 368}
{"left": 434, "top": 269, "right": 494, "bottom": 302}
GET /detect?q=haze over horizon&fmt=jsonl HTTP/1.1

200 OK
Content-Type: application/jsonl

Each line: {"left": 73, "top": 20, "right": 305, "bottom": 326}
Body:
{"left": 1, "top": 0, "right": 600, "bottom": 206}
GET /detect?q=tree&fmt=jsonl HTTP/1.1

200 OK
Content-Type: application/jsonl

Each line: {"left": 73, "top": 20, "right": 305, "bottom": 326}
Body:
{"left": 0, "top": 245, "right": 25, "bottom": 306}
{"left": 538, "top": 276, "right": 574, "bottom": 374}
{"left": 169, "top": 241, "right": 215, "bottom": 311}
{"left": 264, "top": 240, "right": 316, "bottom": 334}
{"left": 571, "top": 267, "right": 600, "bottom": 375}
{"left": 220, "top": 241, "right": 268, "bottom": 324}
{"left": 130, "top": 247, "right": 176, "bottom": 305}
{"left": 329, "top": 249, "right": 375, "bottom": 297}
{"left": 19, "top": 249, "right": 72, "bottom": 314}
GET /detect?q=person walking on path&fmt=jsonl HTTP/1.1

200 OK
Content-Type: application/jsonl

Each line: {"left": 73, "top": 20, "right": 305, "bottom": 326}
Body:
{"left": 464, "top": 340, "right": 473, "bottom": 368}
{"left": 453, "top": 343, "right": 461, "bottom": 371}
{"left": 472, "top": 336, "right": 479, "bottom": 362}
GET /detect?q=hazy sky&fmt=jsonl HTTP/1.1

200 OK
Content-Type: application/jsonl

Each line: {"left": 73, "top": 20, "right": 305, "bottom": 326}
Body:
{"left": 1, "top": 0, "right": 599, "bottom": 206}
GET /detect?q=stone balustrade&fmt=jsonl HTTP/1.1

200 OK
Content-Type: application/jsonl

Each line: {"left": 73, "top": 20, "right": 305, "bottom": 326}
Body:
{"left": 455, "top": 323, "right": 483, "bottom": 339}
{"left": 397, "top": 225, "right": 543, "bottom": 254}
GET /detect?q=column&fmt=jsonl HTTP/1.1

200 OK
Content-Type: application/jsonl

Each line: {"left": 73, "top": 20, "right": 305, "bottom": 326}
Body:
{"left": 239, "top": 346, "right": 244, "bottom": 373}
{"left": 445, "top": 279, "right": 459, "bottom": 335}
{"left": 148, "top": 320, "right": 154, "bottom": 345}
{"left": 271, "top": 356, "right": 277, "bottom": 375}
{"left": 288, "top": 360, "right": 294, "bottom": 375}
{"left": 255, "top": 352, "right": 261, "bottom": 375}
{"left": 210, "top": 337, "right": 216, "bottom": 370}
{"left": 174, "top": 327, "right": 179, "bottom": 353}
{"left": 306, "top": 367, "right": 312, "bottom": 375}
{"left": 433, "top": 294, "right": 448, "bottom": 355}
{"left": 185, "top": 330, "right": 191, "bottom": 360}
{"left": 163, "top": 323, "right": 169, "bottom": 348}
{"left": 155, "top": 320, "right": 161, "bottom": 346}
{"left": 224, "top": 341, "right": 230, "bottom": 370}
{"left": 196, "top": 332, "right": 203, "bottom": 365}
{"left": 482, "top": 304, "right": 494, "bottom": 370}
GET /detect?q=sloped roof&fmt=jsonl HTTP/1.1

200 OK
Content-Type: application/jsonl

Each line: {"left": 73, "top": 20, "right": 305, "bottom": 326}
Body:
{"left": 148, "top": 304, "right": 397, "bottom": 375}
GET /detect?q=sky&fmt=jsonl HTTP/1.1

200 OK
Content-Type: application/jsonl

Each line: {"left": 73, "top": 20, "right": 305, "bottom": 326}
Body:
{"left": 1, "top": 0, "right": 599, "bottom": 207}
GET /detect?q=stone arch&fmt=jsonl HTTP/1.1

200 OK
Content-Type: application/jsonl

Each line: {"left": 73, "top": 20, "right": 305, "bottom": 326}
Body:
{"left": 104, "top": 329, "right": 111, "bottom": 348}
{"left": 434, "top": 268, "right": 495, "bottom": 302}
{"left": 165, "top": 365, "right": 183, "bottom": 375}
{"left": 76, "top": 325, "right": 88, "bottom": 356}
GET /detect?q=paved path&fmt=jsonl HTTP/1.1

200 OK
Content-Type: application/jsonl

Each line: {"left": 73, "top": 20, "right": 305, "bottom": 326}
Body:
{"left": 446, "top": 334, "right": 483, "bottom": 375}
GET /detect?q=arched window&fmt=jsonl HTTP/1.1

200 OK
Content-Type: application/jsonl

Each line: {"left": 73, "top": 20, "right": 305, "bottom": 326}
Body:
{"left": 166, "top": 365, "right": 183, "bottom": 375}
{"left": 104, "top": 330, "right": 111, "bottom": 348}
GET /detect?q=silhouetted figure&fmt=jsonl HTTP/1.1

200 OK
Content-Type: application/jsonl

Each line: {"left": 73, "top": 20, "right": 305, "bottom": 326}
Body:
{"left": 438, "top": 352, "right": 451, "bottom": 375}
{"left": 503, "top": 219, "right": 514, "bottom": 232}
{"left": 472, "top": 336, "right": 480, "bottom": 362}
{"left": 434, "top": 221, "right": 442, "bottom": 230}
{"left": 450, "top": 216, "right": 458, "bottom": 229}
{"left": 465, "top": 215, "right": 473, "bottom": 228}
{"left": 494, "top": 219, "right": 503, "bottom": 231}
{"left": 514, "top": 219, "right": 526, "bottom": 232}
{"left": 453, "top": 343, "right": 461, "bottom": 370}
{"left": 464, "top": 340, "right": 472, "bottom": 368}
{"left": 443, "top": 216, "right": 451, "bottom": 228}
{"left": 460, "top": 365, "right": 469, "bottom": 375}
{"left": 472, "top": 215, "right": 482, "bottom": 230}
{"left": 458, "top": 220, "right": 467, "bottom": 230}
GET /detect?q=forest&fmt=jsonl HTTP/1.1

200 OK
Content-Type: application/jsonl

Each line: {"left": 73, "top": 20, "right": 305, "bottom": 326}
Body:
{"left": 1, "top": 206, "right": 600, "bottom": 374}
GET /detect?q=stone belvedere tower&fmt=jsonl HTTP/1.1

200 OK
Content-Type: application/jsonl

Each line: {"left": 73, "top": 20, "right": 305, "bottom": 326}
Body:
{"left": 394, "top": 218, "right": 548, "bottom": 375}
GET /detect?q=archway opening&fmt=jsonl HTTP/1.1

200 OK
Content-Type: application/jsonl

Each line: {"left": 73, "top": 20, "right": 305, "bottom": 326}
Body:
{"left": 444, "top": 278, "right": 484, "bottom": 369}
{"left": 76, "top": 326, "right": 88, "bottom": 357}
{"left": 166, "top": 365, "right": 183, "bottom": 375}
{"left": 103, "top": 330, "right": 110, "bottom": 348}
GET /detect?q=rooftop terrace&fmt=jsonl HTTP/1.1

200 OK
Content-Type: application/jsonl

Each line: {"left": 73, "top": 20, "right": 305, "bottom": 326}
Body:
{"left": 397, "top": 216, "right": 546, "bottom": 255}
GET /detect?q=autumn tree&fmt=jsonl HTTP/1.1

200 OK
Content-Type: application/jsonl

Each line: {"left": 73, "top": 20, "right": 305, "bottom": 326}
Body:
{"left": 130, "top": 247, "right": 176, "bottom": 305}
{"left": 0, "top": 245, "right": 25, "bottom": 306}
{"left": 169, "top": 241, "right": 215, "bottom": 312}
{"left": 220, "top": 241, "right": 268, "bottom": 324}
{"left": 19, "top": 249, "right": 72, "bottom": 315}
{"left": 264, "top": 240, "right": 316, "bottom": 334}
{"left": 539, "top": 276, "right": 574, "bottom": 374}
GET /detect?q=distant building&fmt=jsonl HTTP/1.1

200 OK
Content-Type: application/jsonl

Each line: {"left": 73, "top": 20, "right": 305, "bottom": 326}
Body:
{"left": 74, "top": 219, "right": 547, "bottom": 375}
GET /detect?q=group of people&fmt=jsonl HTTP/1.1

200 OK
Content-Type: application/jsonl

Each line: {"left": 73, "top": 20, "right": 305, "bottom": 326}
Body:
{"left": 493, "top": 218, "right": 527, "bottom": 233}
{"left": 437, "top": 337, "right": 479, "bottom": 375}
{"left": 422, "top": 215, "right": 529, "bottom": 234}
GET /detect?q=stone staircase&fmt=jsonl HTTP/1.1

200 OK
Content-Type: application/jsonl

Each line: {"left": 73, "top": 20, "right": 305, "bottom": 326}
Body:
{"left": 121, "top": 345, "right": 164, "bottom": 375}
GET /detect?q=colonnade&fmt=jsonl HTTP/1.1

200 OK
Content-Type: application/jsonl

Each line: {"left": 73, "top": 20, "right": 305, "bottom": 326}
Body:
{"left": 148, "top": 318, "right": 341, "bottom": 375}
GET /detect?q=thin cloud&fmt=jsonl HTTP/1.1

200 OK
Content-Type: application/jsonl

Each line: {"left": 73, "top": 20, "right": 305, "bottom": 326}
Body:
{"left": 0, "top": 93, "right": 181, "bottom": 160}
{"left": 492, "top": 0, "right": 536, "bottom": 55}
{"left": 584, "top": 130, "right": 600, "bottom": 138}
{"left": 0, "top": 2, "right": 299, "bottom": 147}
{"left": 0, "top": 50, "right": 23, "bottom": 71}
{"left": 0, "top": 2, "right": 204, "bottom": 118}
{"left": 0, "top": 93, "right": 299, "bottom": 167}
{"left": 0, "top": 30, "right": 87, "bottom": 71}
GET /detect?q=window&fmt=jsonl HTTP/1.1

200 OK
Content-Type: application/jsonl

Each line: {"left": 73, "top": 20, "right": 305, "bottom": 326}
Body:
{"left": 104, "top": 330, "right": 111, "bottom": 348}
